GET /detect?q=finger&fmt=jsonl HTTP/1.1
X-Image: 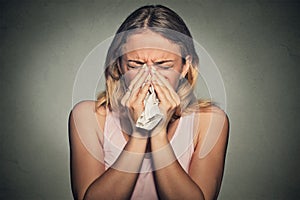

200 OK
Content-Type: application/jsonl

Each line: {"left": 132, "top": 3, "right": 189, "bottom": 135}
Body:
{"left": 153, "top": 81, "right": 178, "bottom": 111}
{"left": 127, "top": 64, "right": 145, "bottom": 87}
{"left": 152, "top": 67, "right": 173, "bottom": 89}
{"left": 152, "top": 68, "right": 180, "bottom": 105}
{"left": 129, "top": 72, "right": 149, "bottom": 100}
{"left": 121, "top": 92, "right": 130, "bottom": 106}
{"left": 127, "top": 64, "right": 148, "bottom": 91}
{"left": 152, "top": 72, "right": 180, "bottom": 106}
{"left": 121, "top": 65, "right": 149, "bottom": 106}
{"left": 128, "top": 73, "right": 151, "bottom": 106}
{"left": 126, "top": 82, "right": 151, "bottom": 123}
{"left": 130, "top": 69, "right": 150, "bottom": 95}
{"left": 135, "top": 81, "right": 151, "bottom": 104}
{"left": 152, "top": 81, "right": 169, "bottom": 105}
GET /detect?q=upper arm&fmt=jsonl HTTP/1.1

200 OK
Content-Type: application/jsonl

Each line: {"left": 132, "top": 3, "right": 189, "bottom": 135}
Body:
{"left": 189, "top": 106, "right": 230, "bottom": 200}
{"left": 68, "top": 101, "right": 106, "bottom": 200}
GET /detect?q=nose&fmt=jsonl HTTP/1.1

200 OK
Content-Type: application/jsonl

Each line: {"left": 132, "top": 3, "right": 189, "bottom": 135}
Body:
{"left": 143, "top": 62, "right": 154, "bottom": 72}
{"left": 144, "top": 63, "right": 157, "bottom": 75}
{"left": 145, "top": 61, "right": 153, "bottom": 68}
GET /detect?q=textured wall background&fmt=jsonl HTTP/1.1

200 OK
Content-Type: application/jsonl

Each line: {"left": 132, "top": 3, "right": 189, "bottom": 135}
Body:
{"left": 1, "top": 1, "right": 299, "bottom": 199}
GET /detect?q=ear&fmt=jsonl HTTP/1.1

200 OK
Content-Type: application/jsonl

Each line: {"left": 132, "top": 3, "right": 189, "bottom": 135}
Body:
{"left": 181, "top": 55, "right": 192, "bottom": 78}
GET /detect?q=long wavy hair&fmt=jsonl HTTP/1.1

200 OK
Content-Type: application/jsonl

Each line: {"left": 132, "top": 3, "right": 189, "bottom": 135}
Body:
{"left": 96, "top": 4, "right": 213, "bottom": 118}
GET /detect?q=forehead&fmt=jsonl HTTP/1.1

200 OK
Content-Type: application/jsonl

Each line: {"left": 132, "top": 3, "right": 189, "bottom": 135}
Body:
{"left": 121, "top": 30, "right": 182, "bottom": 59}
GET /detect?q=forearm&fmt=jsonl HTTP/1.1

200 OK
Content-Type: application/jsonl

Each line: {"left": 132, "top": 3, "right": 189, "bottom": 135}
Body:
{"left": 84, "top": 137, "right": 148, "bottom": 200}
{"left": 151, "top": 133, "right": 205, "bottom": 200}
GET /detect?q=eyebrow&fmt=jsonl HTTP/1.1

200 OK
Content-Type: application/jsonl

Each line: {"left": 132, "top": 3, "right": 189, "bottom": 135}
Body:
{"left": 127, "top": 59, "right": 175, "bottom": 64}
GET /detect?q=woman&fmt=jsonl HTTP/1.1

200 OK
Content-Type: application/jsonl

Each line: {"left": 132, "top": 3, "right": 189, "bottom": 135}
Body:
{"left": 69, "top": 4, "right": 229, "bottom": 200}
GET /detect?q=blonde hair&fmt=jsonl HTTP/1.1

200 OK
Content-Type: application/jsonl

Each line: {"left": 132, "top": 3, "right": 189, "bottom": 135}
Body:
{"left": 95, "top": 5, "right": 214, "bottom": 116}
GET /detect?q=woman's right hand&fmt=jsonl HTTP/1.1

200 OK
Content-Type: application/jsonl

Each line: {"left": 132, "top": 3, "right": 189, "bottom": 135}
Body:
{"left": 121, "top": 66, "right": 151, "bottom": 137}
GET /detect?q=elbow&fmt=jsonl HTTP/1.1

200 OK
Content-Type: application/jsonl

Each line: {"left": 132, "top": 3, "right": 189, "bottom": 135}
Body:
{"left": 71, "top": 187, "right": 88, "bottom": 200}
{"left": 196, "top": 188, "right": 206, "bottom": 200}
{"left": 82, "top": 186, "right": 101, "bottom": 200}
{"left": 184, "top": 186, "right": 206, "bottom": 200}
{"left": 72, "top": 191, "right": 84, "bottom": 200}
{"left": 82, "top": 188, "right": 93, "bottom": 200}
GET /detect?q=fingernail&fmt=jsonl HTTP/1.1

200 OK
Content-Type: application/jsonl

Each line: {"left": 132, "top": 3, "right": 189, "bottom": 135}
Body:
{"left": 143, "top": 64, "right": 149, "bottom": 72}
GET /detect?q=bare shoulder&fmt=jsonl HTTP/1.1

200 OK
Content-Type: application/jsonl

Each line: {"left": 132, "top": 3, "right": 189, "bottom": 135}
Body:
{"left": 71, "top": 100, "right": 95, "bottom": 113}
{"left": 198, "top": 105, "right": 228, "bottom": 118}
{"left": 195, "top": 105, "right": 229, "bottom": 142}
{"left": 69, "top": 100, "right": 107, "bottom": 134}
{"left": 71, "top": 100, "right": 106, "bottom": 115}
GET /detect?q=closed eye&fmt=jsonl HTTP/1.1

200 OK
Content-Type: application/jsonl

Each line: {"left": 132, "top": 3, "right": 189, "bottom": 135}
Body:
{"left": 154, "top": 60, "right": 174, "bottom": 65}
{"left": 126, "top": 60, "right": 145, "bottom": 69}
{"left": 127, "top": 60, "right": 145, "bottom": 65}
{"left": 155, "top": 65, "right": 173, "bottom": 69}
{"left": 154, "top": 60, "right": 174, "bottom": 69}
{"left": 126, "top": 59, "right": 174, "bottom": 69}
{"left": 126, "top": 60, "right": 143, "bottom": 69}
{"left": 127, "top": 64, "right": 143, "bottom": 69}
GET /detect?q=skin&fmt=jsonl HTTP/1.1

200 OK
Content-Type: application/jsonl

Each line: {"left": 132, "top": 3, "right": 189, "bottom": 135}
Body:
{"left": 69, "top": 30, "right": 229, "bottom": 200}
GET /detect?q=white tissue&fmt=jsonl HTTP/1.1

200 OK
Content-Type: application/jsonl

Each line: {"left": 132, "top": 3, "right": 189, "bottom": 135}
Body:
{"left": 136, "top": 85, "right": 163, "bottom": 130}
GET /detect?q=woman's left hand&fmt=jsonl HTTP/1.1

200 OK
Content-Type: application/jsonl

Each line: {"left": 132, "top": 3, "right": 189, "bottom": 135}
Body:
{"left": 150, "top": 67, "right": 181, "bottom": 137}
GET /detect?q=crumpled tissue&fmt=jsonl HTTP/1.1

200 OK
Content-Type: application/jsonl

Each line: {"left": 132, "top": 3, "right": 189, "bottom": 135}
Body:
{"left": 136, "top": 83, "right": 163, "bottom": 130}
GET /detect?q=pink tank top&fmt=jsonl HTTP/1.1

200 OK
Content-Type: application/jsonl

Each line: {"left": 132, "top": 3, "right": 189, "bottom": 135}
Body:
{"left": 103, "top": 108, "right": 195, "bottom": 200}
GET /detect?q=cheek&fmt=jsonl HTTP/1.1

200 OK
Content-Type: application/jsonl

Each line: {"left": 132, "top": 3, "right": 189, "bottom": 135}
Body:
{"left": 123, "top": 69, "right": 139, "bottom": 87}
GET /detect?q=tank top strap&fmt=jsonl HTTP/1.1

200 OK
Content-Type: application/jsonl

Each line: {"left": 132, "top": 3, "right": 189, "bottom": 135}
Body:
{"left": 103, "top": 108, "right": 127, "bottom": 169}
{"left": 170, "top": 112, "right": 195, "bottom": 172}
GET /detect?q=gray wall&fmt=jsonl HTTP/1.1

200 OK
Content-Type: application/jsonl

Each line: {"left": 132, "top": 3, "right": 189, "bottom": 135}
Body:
{"left": 1, "top": 1, "right": 299, "bottom": 199}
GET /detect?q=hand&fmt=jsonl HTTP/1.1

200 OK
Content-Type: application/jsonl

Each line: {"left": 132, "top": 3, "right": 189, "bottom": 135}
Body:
{"left": 150, "top": 67, "right": 181, "bottom": 137}
{"left": 120, "top": 66, "right": 152, "bottom": 138}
